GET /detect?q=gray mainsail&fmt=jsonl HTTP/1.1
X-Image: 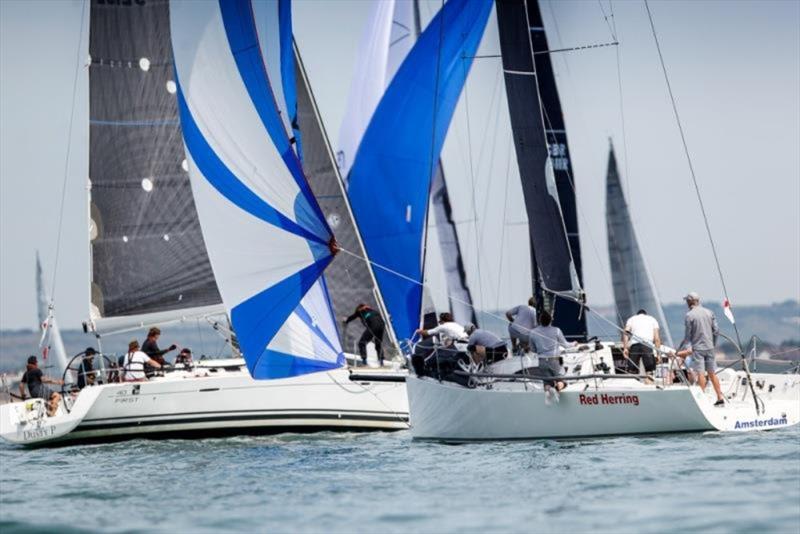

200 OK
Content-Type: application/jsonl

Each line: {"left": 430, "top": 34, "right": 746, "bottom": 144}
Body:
{"left": 606, "top": 144, "right": 673, "bottom": 345}
{"left": 88, "top": 0, "right": 221, "bottom": 326}
{"left": 293, "top": 44, "right": 395, "bottom": 352}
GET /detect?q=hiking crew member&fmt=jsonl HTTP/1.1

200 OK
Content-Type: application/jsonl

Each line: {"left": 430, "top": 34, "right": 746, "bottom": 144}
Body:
{"left": 416, "top": 312, "right": 468, "bottom": 346}
{"left": 622, "top": 309, "right": 661, "bottom": 374}
{"left": 141, "top": 327, "right": 176, "bottom": 366}
{"left": 122, "top": 340, "right": 162, "bottom": 382}
{"left": 344, "top": 304, "right": 386, "bottom": 366}
{"left": 676, "top": 292, "right": 725, "bottom": 406}
{"left": 465, "top": 323, "right": 508, "bottom": 364}
{"left": 529, "top": 311, "right": 574, "bottom": 403}
{"left": 18, "top": 355, "right": 63, "bottom": 400}
{"left": 506, "top": 297, "right": 538, "bottom": 352}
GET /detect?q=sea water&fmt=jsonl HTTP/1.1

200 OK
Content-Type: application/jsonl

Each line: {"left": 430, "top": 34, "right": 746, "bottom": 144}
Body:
{"left": 1, "top": 427, "right": 798, "bottom": 533}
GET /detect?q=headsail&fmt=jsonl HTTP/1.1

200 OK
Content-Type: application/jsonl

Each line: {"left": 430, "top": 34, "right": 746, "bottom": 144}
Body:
{"left": 294, "top": 42, "right": 395, "bottom": 354}
{"left": 347, "top": 0, "right": 493, "bottom": 343}
{"left": 88, "top": 0, "right": 222, "bottom": 331}
{"left": 606, "top": 144, "right": 673, "bottom": 346}
{"left": 495, "top": 0, "right": 586, "bottom": 339}
{"left": 171, "top": 0, "right": 336, "bottom": 378}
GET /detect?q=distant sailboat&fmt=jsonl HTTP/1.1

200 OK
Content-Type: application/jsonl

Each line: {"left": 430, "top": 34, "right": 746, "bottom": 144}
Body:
{"left": 605, "top": 143, "right": 673, "bottom": 346}
{"left": 35, "top": 251, "right": 68, "bottom": 376}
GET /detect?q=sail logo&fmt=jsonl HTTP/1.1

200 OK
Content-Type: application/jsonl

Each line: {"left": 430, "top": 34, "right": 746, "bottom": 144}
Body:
{"left": 548, "top": 143, "right": 569, "bottom": 171}
{"left": 734, "top": 416, "right": 788, "bottom": 429}
{"left": 579, "top": 393, "right": 640, "bottom": 407}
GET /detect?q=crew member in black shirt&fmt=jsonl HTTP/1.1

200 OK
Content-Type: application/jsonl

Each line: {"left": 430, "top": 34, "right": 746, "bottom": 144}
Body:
{"left": 19, "top": 355, "right": 63, "bottom": 399}
{"left": 141, "top": 327, "right": 176, "bottom": 366}
{"left": 344, "top": 304, "right": 386, "bottom": 366}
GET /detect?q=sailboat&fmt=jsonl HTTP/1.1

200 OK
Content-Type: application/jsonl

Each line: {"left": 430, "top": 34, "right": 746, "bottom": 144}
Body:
{"left": 606, "top": 142, "right": 673, "bottom": 346}
{"left": 35, "top": 252, "right": 68, "bottom": 377}
{"left": 0, "top": 0, "right": 408, "bottom": 447}
{"left": 355, "top": 0, "right": 797, "bottom": 440}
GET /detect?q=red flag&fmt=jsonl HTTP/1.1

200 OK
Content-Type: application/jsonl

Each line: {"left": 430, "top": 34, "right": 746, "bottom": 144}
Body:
{"left": 723, "top": 299, "right": 735, "bottom": 324}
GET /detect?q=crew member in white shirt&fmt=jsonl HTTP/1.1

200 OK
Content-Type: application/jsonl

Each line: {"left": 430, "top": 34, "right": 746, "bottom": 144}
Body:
{"left": 622, "top": 309, "right": 661, "bottom": 375}
{"left": 121, "top": 340, "right": 162, "bottom": 382}
{"left": 506, "top": 297, "right": 538, "bottom": 352}
{"left": 416, "top": 312, "right": 467, "bottom": 346}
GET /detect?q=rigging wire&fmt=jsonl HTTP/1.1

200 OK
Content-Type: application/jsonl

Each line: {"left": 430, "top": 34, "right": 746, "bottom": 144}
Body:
{"left": 51, "top": 0, "right": 88, "bottom": 302}
{"left": 642, "top": 0, "right": 743, "bottom": 349}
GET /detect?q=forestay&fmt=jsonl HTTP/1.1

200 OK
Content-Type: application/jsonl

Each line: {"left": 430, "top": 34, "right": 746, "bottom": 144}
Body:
{"left": 171, "top": 0, "right": 337, "bottom": 378}
{"left": 348, "top": 0, "right": 493, "bottom": 343}
{"left": 294, "top": 43, "right": 390, "bottom": 354}
{"left": 88, "top": 0, "right": 221, "bottom": 325}
{"left": 606, "top": 144, "right": 673, "bottom": 346}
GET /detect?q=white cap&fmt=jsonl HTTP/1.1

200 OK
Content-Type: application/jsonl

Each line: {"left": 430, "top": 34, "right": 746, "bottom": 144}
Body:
{"left": 684, "top": 291, "right": 700, "bottom": 301}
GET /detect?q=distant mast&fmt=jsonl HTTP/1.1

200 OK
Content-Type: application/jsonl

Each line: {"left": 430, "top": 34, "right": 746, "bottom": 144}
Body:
{"left": 605, "top": 143, "right": 673, "bottom": 346}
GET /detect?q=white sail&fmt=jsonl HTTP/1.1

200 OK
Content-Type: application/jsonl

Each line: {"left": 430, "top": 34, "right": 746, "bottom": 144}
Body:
{"left": 35, "top": 252, "right": 68, "bottom": 375}
{"left": 336, "top": 0, "right": 395, "bottom": 181}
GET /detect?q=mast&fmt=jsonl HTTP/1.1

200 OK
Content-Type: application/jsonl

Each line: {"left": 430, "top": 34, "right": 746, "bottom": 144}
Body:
{"left": 495, "top": 0, "right": 586, "bottom": 339}
{"left": 606, "top": 143, "right": 673, "bottom": 345}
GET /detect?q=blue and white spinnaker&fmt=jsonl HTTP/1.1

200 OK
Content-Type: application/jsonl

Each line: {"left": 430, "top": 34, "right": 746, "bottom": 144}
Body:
{"left": 347, "top": 0, "right": 493, "bottom": 343}
{"left": 171, "top": 0, "right": 341, "bottom": 379}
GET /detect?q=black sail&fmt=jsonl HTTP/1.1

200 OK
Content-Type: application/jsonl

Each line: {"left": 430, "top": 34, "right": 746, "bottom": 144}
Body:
{"left": 606, "top": 145, "right": 673, "bottom": 345}
{"left": 495, "top": 0, "right": 585, "bottom": 339}
{"left": 293, "top": 45, "right": 392, "bottom": 352}
{"left": 89, "top": 0, "right": 220, "bottom": 320}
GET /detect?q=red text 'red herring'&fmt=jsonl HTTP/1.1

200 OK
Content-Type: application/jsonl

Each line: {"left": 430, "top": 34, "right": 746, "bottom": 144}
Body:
{"left": 579, "top": 393, "right": 640, "bottom": 406}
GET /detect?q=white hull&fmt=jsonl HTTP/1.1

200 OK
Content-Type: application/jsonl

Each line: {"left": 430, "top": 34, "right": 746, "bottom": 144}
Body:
{"left": 408, "top": 369, "right": 800, "bottom": 441}
{"left": 1, "top": 364, "right": 408, "bottom": 446}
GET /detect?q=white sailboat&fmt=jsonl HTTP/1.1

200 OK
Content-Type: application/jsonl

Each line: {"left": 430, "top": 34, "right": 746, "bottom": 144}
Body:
{"left": 343, "top": 0, "right": 797, "bottom": 440}
{"left": 1, "top": 0, "right": 407, "bottom": 447}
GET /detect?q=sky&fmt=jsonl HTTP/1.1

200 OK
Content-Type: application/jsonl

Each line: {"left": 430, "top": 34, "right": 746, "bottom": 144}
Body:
{"left": 1, "top": 0, "right": 798, "bottom": 330}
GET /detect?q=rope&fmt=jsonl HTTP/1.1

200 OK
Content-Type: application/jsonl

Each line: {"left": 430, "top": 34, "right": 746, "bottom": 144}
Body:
{"left": 643, "top": 0, "right": 743, "bottom": 350}
{"left": 51, "top": 0, "right": 87, "bottom": 299}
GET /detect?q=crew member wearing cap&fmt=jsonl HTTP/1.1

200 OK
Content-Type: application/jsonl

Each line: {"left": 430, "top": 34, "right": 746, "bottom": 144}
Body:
{"left": 676, "top": 292, "right": 725, "bottom": 406}
{"left": 77, "top": 347, "right": 98, "bottom": 389}
{"left": 18, "top": 355, "right": 63, "bottom": 400}
{"left": 465, "top": 323, "right": 508, "bottom": 364}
